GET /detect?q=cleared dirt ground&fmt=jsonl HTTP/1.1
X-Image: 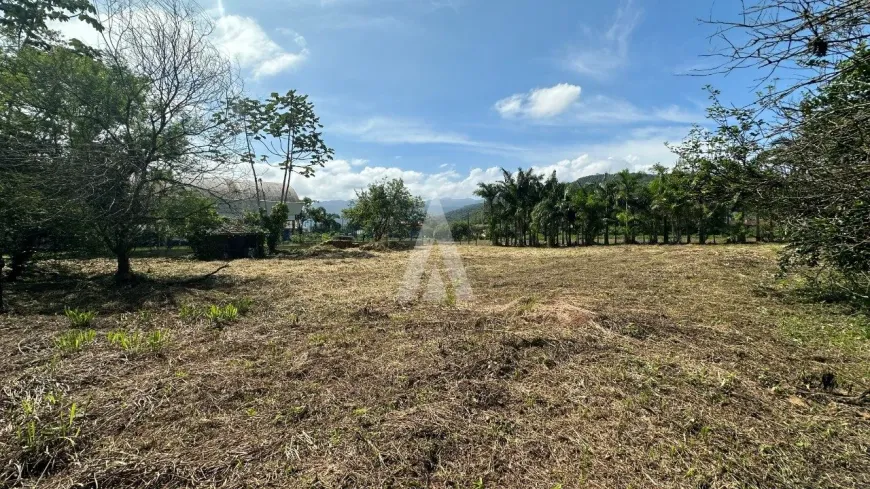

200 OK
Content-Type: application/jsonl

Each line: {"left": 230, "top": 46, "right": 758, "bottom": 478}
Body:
{"left": 1, "top": 244, "right": 869, "bottom": 488}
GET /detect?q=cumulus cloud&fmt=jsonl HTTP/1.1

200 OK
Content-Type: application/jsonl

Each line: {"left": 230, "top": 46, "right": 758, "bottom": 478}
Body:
{"left": 48, "top": 2, "right": 308, "bottom": 80}
{"left": 213, "top": 15, "right": 308, "bottom": 78}
{"left": 495, "top": 83, "right": 581, "bottom": 119}
{"left": 564, "top": 0, "right": 641, "bottom": 78}
{"left": 252, "top": 126, "right": 683, "bottom": 200}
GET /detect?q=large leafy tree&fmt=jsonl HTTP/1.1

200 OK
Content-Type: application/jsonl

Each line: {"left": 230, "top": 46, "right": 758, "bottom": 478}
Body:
{"left": 775, "top": 49, "right": 870, "bottom": 299}
{"left": 27, "top": 0, "right": 238, "bottom": 280}
{"left": 343, "top": 179, "right": 425, "bottom": 242}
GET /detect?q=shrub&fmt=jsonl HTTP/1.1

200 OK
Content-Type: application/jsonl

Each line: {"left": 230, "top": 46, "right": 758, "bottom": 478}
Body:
{"left": 64, "top": 308, "right": 95, "bottom": 328}
{"left": 107, "top": 329, "right": 170, "bottom": 353}
{"left": 54, "top": 329, "right": 96, "bottom": 352}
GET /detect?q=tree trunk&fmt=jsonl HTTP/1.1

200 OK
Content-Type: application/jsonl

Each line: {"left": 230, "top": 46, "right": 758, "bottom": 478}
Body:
{"left": 8, "top": 249, "right": 34, "bottom": 282}
{"left": 755, "top": 213, "right": 762, "bottom": 243}
{"left": 115, "top": 249, "right": 133, "bottom": 282}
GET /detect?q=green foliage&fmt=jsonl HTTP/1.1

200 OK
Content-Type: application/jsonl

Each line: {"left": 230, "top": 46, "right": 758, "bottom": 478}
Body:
{"left": 0, "top": 0, "right": 102, "bottom": 50}
{"left": 264, "top": 203, "right": 289, "bottom": 254}
{"left": 181, "top": 298, "right": 252, "bottom": 322}
{"left": 450, "top": 221, "right": 473, "bottom": 242}
{"left": 229, "top": 91, "right": 334, "bottom": 209}
{"left": 233, "top": 297, "right": 254, "bottom": 315}
{"left": 206, "top": 304, "right": 239, "bottom": 324}
{"left": 774, "top": 49, "right": 870, "bottom": 302}
{"left": 107, "top": 329, "right": 170, "bottom": 353}
{"left": 64, "top": 308, "right": 95, "bottom": 328}
{"left": 54, "top": 329, "right": 96, "bottom": 352}
{"left": 343, "top": 178, "right": 426, "bottom": 241}
{"left": 158, "top": 190, "right": 224, "bottom": 257}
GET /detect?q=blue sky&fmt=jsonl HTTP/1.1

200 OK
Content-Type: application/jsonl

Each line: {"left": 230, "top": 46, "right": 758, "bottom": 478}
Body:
{"left": 64, "top": 0, "right": 763, "bottom": 200}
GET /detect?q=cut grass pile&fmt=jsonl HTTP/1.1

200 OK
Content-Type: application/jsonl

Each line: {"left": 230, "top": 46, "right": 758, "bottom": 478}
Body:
{"left": 0, "top": 244, "right": 868, "bottom": 488}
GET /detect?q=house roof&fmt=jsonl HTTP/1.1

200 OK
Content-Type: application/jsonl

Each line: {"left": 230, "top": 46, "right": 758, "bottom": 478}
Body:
{"left": 209, "top": 221, "right": 264, "bottom": 236}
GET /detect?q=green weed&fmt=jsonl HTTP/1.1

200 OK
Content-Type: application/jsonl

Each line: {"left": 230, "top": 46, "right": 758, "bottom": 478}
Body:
{"left": 206, "top": 304, "right": 239, "bottom": 325}
{"left": 54, "top": 329, "right": 96, "bottom": 352}
{"left": 6, "top": 388, "right": 82, "bottom": 478}
{"left": 232, "top": 297, "right": 254, "bottom": 315}
{"left": 107, "top": 329, "right": 170, "bottom": 353}
{"left": 179, "top": 303, "right": 202, "bottom": 322}
{"left": 64, "top": 308, "right": 96, "bottom": 328}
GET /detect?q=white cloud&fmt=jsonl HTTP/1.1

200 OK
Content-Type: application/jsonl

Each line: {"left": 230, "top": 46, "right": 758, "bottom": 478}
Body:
{"left": 350, "top": 158, "right": 370, "bottom": 166}
{"left": 332, "top": 117, "right": 473, "bottom": 145}
{"left": 213, "top": 15, "right": 308, "bottom": 78}
{"left": 572, "top": 96, "right": 702, "bottom": 125}
{"left": 48, "top": 2, "right": 307, "bottom": 80}
{"left": 494, "top": 89, "right": 703, "bottom": 126}
{"left": 495, "top": 83, "right": 582, "bottom": 119}
{"left": 331, "top": 116, "right": 524, "bottom": 155}
{"left": 564, "top": 0, "right": 641, "bottom": 78}
{"left": 251, "top": 126, "right": 683, "bottom": 200}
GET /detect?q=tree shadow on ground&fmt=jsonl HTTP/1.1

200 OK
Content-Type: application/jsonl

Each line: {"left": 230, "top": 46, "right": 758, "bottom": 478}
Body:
{"left": 272, "top": 248, "right": 377, "bottom": 260}
{"left": 3, "top": 261, "right": 251, "bottom": 315}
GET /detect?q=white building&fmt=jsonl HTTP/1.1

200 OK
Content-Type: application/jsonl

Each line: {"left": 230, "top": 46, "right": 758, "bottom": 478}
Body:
{"left": 212, "top": 180, "right": 305, "bottom": 223}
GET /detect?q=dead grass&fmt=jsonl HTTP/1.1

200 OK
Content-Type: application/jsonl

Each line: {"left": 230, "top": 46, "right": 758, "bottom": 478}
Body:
{"left": 1, "top": 244, "right": 868, "bottom": 488}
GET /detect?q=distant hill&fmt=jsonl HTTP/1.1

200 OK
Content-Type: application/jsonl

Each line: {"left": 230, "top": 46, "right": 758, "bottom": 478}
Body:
{"left": 445, "top": 202, "right": 486, "bottom": 224}
{"left": 444, "top": 172, "right": 654, "bottom": 223}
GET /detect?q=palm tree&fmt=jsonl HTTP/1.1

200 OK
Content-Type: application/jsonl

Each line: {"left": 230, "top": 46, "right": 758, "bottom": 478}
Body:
{"left": 616, "top": 169, "right": 640, "bottom": 244}
{"left": 498, "top": 168, "right": 519, "bottom": 245}
{"left": 474, "top": 182, "right": 500, "bottom": 245}
{"left": 597, "top": 176, "right": 618, "bottom": 245}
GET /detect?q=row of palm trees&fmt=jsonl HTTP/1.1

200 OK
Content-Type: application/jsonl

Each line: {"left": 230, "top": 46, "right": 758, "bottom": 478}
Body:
{"left": 473, "top": 165, "right": 772, "bottom": 247}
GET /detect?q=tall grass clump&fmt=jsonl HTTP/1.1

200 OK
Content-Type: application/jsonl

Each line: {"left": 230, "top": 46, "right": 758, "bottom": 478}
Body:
{"left": 64, "top": 308, "right": 96, "bottom": 328}
{"left": 206, "top": 304, "right": 238, "bottom": 325}
{"left": 54, "top": 330, "right": 96, "bottom": 353}
{"left": 107, "top": 329, "right": 170, "bottom": 353}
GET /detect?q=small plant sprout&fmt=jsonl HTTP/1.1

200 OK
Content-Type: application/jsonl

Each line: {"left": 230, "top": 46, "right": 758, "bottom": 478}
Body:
{"left": 64, "top": 308, "right": 96, "bottom": 328}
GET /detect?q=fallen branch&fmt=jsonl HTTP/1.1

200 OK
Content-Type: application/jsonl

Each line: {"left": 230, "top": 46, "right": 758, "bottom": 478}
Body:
{"left": 174, "top": 264, "right": 230, "bottom": 285}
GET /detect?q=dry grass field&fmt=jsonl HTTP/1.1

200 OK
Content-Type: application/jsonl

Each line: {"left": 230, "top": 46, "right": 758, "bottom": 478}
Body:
{"left": 1, "top": 244, "right": 869, "bottom": 488}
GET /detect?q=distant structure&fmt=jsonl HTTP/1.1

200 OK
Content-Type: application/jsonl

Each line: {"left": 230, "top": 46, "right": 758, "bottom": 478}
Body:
{"left": 211, "top": 180, "right": 305, "bottom": 232}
